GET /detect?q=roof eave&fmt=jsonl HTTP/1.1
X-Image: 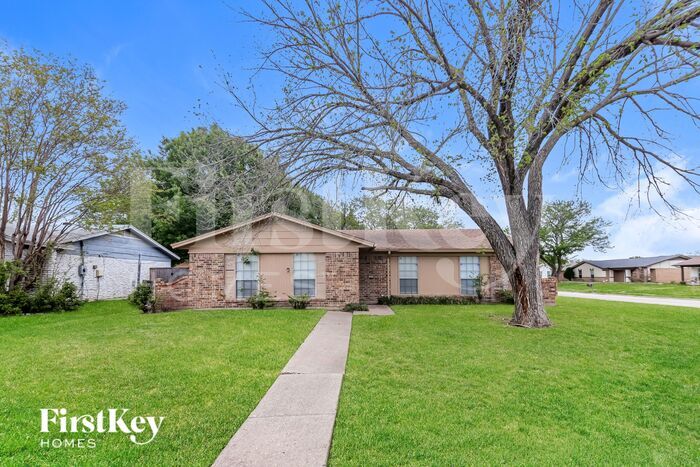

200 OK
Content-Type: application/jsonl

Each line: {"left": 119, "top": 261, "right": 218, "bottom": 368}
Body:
{"left": 171, "top": 212, "right": 375, "bottom": 249}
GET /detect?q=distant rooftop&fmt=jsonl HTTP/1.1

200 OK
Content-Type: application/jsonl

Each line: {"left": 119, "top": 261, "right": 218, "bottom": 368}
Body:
{"left": 674, "top": 257, "right": 700, "bottom": 267}
{"left": 575, "top": 254, "right": 689, "bottom": 270}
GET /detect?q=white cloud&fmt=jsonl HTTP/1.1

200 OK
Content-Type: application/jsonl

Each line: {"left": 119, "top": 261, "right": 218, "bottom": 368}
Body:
{"left": 583, "top": 162, "right": 700, "bottom": 259}
{"left": 104, "top": 43, "right": 128, "bottom": 66}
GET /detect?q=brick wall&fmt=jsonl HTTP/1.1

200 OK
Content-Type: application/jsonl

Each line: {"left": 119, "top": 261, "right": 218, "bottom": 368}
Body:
{"left": 541, "top": 277, "right": 557, "bottom": 305}
{"left": 157, "top": 251, "right": 362, "bottom": 310}
{"left": 484, "top": 255, "right": 509, "bottom": 300}
{"left": 154, "top": 275, "right": 192, "bottom": 310}
{"left": 325, "top": 252, "right": 359, "bottom": 307}
{"left": 190, "top": 253, "right": 227, "bottom": 308}
{"left": 157, "top": 250, "right": 556, "bottom": 309}
{"left": 359, "top": 252, "right": 388, "bottom": 304}
{"left": 650, "top": 267, "right": 682, "bottom": 283}
{"left": 630, "top": 267, "right": 647, "bottom": 282}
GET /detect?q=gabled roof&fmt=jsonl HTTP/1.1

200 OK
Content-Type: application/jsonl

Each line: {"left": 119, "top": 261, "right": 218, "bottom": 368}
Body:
{"left": 339, "top": 228, "right": 491, "bottom": 252}
{"left": 171, "top": 212, "right": 375, "bottom": 249}
{"left": 4, "top": 223, "right": 178, "bottom": 260}
{"left": 59, "top": 225, "right": 180, "bottom": 261}
{"left": 675, "top": 256, "right": 700, "bottom": 267}
{"left": 572, "top": 254, "right": 689, "bottom": 270}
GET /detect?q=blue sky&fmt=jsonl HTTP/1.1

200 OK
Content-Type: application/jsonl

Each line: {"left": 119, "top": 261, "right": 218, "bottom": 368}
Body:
{"left": 2, "top": 0, "right": 699, "bottom": 258}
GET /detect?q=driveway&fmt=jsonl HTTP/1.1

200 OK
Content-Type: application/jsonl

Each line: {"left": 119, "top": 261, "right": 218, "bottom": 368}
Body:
{"left": 559, "top": 291, "right": 700, "bottom": 308}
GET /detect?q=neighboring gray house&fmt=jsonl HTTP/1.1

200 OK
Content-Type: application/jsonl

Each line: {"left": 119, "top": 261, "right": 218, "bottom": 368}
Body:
{"left": 568, "top": 255, "right": 689, "bottom": 283}
{"left": 48, "top": 226, "right": 178, "bottom": 300}
{"left": 4, "top": 225, "right": 178, "bottom": 300}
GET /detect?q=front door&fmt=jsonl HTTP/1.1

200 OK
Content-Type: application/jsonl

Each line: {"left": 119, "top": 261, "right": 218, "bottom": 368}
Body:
{"left": 613, "top": 270, "right": 625, "bottom": 282}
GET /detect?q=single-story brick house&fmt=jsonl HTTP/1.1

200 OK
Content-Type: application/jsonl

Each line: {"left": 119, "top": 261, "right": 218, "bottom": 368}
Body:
{"left": 568, "top": 254, "right": 690, "bottom": 283}
{"left": 157, "top": 213, "right": 557, "bottom": 309}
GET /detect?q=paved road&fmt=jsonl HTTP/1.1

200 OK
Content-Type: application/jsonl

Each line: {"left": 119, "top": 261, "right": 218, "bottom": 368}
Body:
{"left": 559, "top": 291, "right": 700, "bottom": 308}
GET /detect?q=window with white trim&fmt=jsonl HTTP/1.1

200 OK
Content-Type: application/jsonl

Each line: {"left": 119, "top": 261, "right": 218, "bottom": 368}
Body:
{"left": 398, "top": 256, "right": 418, "bottom": 294}
{"left": 460, "top": 256, "right": 480, "bottom": 295}
{"left": 293, "top": 253, "right": 316, "bottom": 296}
{"left": 236, "top": 255, "right": 259, "bottom": 298}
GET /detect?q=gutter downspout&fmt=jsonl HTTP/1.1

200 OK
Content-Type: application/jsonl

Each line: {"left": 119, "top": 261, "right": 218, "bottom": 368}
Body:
{"left": 387, "top": 250, "right": 391, "bottom": 297}
{"left": 137, "top": 253, "right": 142, "bottom": 285}
{"left": 79, "top": 240, "right": 85, "bottom": 300}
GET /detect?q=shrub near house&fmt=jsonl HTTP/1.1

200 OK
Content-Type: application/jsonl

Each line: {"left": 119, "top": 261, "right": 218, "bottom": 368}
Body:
{"left": 0, "top": 264, "right": 82, "bottom": 315}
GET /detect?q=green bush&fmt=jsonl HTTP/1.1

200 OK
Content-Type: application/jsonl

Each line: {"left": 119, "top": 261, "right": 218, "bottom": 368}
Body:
{"left": 247, "top": 287, "right": 274, "bottom": 309}
{"left": 288, "top": 294, "right": 311, "bottom": 309}
{"left": 343, "top": 303, "right": 368, "bottom": 312}
{"left": 495, "top": 289, "right": 515, "bottom": 304}
{"left": 56, "top": 282, "right": 82, "bottom": 311}
{"left": 0, "top": 279, "right": 82, "bottom": 316}
{"left": 377, "top": 295, "right": 477, "bottom": 305}
{"left": 128, "top": 282, "right": 159, "bottom": 313}
{"left": 563, "top": 267, "right": 575, "bottom": 281}
{"left": 0, "top": 289, "right": 28, "bottom": 316}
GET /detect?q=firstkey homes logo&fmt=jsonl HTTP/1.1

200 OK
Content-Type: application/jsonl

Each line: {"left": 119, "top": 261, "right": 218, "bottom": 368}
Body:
{"left": 40, "top": 408, "right": 165, "bottom": 448}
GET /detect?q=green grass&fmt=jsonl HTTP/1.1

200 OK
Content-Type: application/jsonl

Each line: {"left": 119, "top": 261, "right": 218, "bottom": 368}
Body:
{"left": 331, "top": 298, "right": 700, "bottom": 465}
{"left": 558, "top": 280, "right": 700, "bottom": 298}
{"left": 0, "top": 300, "right": 323, "bottom": 466}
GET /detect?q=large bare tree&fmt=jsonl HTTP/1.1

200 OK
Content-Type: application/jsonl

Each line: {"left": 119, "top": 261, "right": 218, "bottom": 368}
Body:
{"left": 0, "top": 48, "right": 132, "bottom": 288}
{"left": 232, "top": 0, "right": 699, "bottom": 327}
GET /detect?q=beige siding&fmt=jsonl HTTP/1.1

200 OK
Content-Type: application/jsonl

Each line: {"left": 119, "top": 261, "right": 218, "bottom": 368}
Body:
{"left": 188, "top": 217, "right": 361, "bottom": 254}
{"left": 650, "top": 258, "right": 685, "bottom": 269}
{"left": 260, "top": 254, "right": 293, "bottom": 299}
{"left": 316, "top": 254, "right": 326, "bottom": 299}
{"left": 419, "top": 256, "right": 460, "bottom": 295}
{"left": 389, "top": 253, "right": 491, "bottom": 295}
{"left": 224, "top": 254, "right": 236, "bottom": 300}
{"left": 574, "top": 262, "right": 608, "bottom": 280}
{"left": 223, "top": 252, "right": 327, "bottom": 301}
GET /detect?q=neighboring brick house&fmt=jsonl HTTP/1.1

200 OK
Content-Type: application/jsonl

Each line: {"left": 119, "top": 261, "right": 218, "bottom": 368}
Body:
{"left": 158, "top": 213, "right": 555, "bottom": 310}
{"left": 569, "top": 255, "right": 690, "bottom": 283}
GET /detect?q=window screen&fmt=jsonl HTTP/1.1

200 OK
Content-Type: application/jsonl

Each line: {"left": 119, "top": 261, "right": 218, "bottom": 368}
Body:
{"left": 460, "top": 256, "right": 480, "bottom": 295}
{"left": 236, "top": 255, "right": 259, "bottom": 298}
{"left": 398, "top": 256, "right": 418, "bottom": 294}
{"left": 293, "top": 253, "right": 316, "bottom": 296}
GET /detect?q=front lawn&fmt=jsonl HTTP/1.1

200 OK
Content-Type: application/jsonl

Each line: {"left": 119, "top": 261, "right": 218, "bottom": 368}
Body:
{"left": 558, "top": 280, "right": 700, "bottom": 298}
{"left": 0, "top": 300, "right": 323, "bottom": 465}
{"left": 331, "top": 298, "right": 699, "bottom": 465}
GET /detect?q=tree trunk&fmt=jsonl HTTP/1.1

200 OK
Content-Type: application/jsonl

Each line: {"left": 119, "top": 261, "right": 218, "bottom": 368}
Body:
{"left": 500, "top": 197, "right": 552, "bottom": 328}
{"left": 509, "top": 258, "right": 551, "bottom": 328}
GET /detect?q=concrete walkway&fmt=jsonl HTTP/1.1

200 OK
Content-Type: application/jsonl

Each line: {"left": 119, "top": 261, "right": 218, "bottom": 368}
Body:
{"left": 213, "top": 311, "right": 352, "bottom": 467}
{"left": 353, "top": 304, "right": 395, "bottom": 316}
{"left": 559, "top": 291, "right": 700, "bottom": 308}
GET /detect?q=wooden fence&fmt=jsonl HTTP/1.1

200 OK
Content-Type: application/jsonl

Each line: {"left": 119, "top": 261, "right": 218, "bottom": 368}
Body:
{"left": 150, "top": 267, "right": 190, "bottom": 284}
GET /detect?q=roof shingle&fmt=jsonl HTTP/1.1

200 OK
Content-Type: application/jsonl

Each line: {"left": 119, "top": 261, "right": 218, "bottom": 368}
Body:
{"left": 339, "top": 228, "right": 491, "bottom": 251}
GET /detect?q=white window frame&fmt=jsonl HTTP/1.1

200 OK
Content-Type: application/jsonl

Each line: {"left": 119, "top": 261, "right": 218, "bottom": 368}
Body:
{"left": 236, "top": 254, "right": 259, "bottom": 299}
{"left": 460, "top": 256, "right": 480, "bottom": 295}
{"left": 293, "top": 253, "right": 316, "bottom": 297}
{"left": 398, "top": 256, "right": 418, "bottom": 294}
